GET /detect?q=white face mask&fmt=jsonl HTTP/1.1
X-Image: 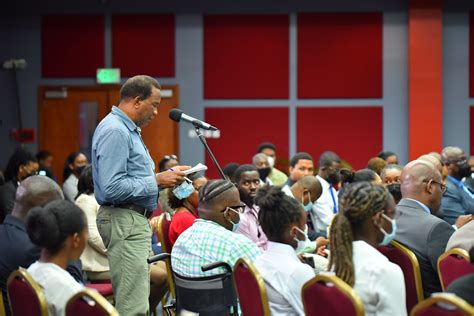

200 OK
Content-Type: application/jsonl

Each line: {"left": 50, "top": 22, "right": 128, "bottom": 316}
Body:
{"left": 293, "top": 226, "right": 308, "bottom": 253}
{"left": 267, "top": 156, "right": 275, "bottom": 168}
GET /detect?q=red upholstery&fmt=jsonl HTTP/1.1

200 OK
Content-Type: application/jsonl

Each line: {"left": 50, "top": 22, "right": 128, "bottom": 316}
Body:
{"left": 438, "top": 253, "right": 474, "bottom": 289}
{"left": 85, "top": 283, "right": 114, "bottom": 297}
{"left": 233, "top": 259, "right": 270, "bottom": 316}
{"left": 302, "top": 279, "right": 360, "bottom": 316}
{"left": 413, "top": 306, "right": 470, "bottom": 316}
{"left": 158, "top": 213, "right": 172, "bottom": 253}
{"left": 378, "top": 244, "right": 421, "bottom": 312}
{"left": 8, "top": 277, "right": 44, "bottom": 316}
{"left": 66, "top": 298, "right": 109, "bottom": 316}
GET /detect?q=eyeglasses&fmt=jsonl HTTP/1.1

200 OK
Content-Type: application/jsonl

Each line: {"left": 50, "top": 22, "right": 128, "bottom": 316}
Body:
{"left": 446, "top": 158, "right": 467, "bottom": 166}
{"left": 221, "top": 204, "right": 246, "bottom": 214}
{"left": 163, "top": 155, "right": 178, "bottom": 161}
{"left": 423, "top": 179, "right": 447, "bottom": 193}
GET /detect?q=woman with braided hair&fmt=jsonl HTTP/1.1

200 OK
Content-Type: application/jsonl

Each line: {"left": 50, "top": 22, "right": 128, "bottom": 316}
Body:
{"left": 329, "top": 182, "right": 406, "bottom": 316}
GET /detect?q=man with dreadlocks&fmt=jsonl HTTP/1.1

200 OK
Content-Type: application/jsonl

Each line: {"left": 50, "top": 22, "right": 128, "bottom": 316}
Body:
{"left": 329, "top": 182, "right": 406, "bottom": 316}
{"left": 171, "top": 179, "right": 261, "bottom": 277}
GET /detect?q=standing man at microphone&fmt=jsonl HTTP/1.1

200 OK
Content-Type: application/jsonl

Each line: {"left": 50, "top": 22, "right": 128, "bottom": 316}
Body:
{"left": 92, "top": 75, "right": 188, "bottom": 315}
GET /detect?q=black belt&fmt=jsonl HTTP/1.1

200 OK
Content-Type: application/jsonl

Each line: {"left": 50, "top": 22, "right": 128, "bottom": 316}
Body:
{"left": 104, "top": 203, "right": 153, "bottom": 218}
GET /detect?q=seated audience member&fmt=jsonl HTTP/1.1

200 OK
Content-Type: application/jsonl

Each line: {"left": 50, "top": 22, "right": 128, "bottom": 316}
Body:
{"left": 330, "top": 182, "right": 406, "bottom": 316}
{"left": 36, "top": 150, "right": 56, "bottom": 180}
{"left": 418, "top": 154, "right": 443, "bottom": 179}
{"left": 464, "top": 156, "right": 474, "bottom": 193}
{"left": 223, "top": 162, "right": 240, "bottom": 183}
{"left": 286, "top": 152, "right": 314, "bottom": 187}
{"left": 26, "top": 200, "right": 87, "bottom": 316}
{"left": 0, "top": 176, "right": 63, "bottom": 315}
{"left": 386, "top": 182, "right": 402, "bottom": 204}
{"left": 395, "top": 160, "right": 456, "bottom": 297}
{"left": 344, "top": 169, "right": 382, "bottom": 185}
{"left": 62, "top": 152, "right": 88, "bottom": 202}
{"left": 171, "top": 180, "right": 261, "bottom": 277}
{"left": 441, "top": 146, "right": 474, "bottom": 224}
{"left": 0, "top": 148, "right": 38, "bottom": 221}
{"left": 428, "top": 151, "right": 449, "bottom": 182}
{"left": 234, "top": 165, "right": 268, "bottom": 249}
{"left": 74, "top": 165, "right": 109, "bottom": 281}
{"left": 257, "top": 142, "right": 288, "bottom": 186}
{"left": 252, "top": 153, "right": 273, "bottom": 185}
{"left": 378, "top": 150, "right": 399, "bottom": 165}
{"left": 367, "top": 157, "right": 386, "bottom": 176}
{"left": 446, "top": 247, "right": 474, "bottom": 305}
{"left": 381, "top": 164, "right": 403, "bottom": 185}
{"left": 254, "top": 186, "right": 315, "bottom": 315}
{"left": 446, "top": 219, "right": 474, "bottom": 252}
{"left": 313, "top": 151, "right": 341, "bottom": 237}
{"left": 168, "top": 172, "right": 207, "bottom": 247}
{"left": 158, "top": 154, "right": 180, "bottom": 216}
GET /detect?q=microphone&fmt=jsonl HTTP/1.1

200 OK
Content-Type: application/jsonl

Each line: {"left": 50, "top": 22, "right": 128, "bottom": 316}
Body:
{"left": 169, "top": 109, "right": 218, "bottom": 131}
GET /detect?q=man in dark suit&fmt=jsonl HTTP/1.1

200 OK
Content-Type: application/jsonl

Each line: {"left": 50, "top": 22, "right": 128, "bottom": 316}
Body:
{"left": 395, "top": 160, "right": 455, "bottom": 298}
{"left": 441, "top": 146, "right": 474, "bottom": 224}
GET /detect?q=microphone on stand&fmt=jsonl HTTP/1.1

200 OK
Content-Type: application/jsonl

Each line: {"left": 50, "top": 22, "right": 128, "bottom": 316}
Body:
{"left": 169, "top": 109, "right": 218, "bottom": 131}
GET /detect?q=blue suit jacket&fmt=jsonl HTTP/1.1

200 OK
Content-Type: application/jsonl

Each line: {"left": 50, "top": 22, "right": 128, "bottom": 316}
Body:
{"left": 441, "top": 177, "right": 474, "bottom": 224}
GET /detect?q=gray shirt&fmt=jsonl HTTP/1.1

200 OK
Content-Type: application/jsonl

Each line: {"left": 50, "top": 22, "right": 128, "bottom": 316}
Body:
{"left": 92, "top": 106, "right": 158, "bottom": 210}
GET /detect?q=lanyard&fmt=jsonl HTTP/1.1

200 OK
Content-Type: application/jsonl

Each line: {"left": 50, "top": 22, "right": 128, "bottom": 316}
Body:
{"left": 329, "top": 186, "right": 338, "bottom": 214}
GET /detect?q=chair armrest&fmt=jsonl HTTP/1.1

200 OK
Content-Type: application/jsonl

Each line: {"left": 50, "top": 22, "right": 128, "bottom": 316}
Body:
{"left": 201, "top": 261, "right": 232, "bottom": 273}
{"left": 148, "top": 253, "right": 171, "bottom": 264}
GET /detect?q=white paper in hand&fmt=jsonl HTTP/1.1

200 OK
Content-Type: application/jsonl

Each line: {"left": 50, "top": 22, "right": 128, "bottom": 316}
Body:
{"left": 184, "top": 163, "right": 208, "bottom": 175}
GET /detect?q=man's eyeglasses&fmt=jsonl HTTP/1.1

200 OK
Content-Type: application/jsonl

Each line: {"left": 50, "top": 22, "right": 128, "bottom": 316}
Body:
{"left": 221, "top": 204, "right": 246, "bottom": 214}
{"left": 163, "top": 155, "right": 178, "bottom": 161}
{"left": 446, "top": 158, "right": 467, "bottom": 166}
{"left": 423, "top": 179, "right": 447, "bottom": 193}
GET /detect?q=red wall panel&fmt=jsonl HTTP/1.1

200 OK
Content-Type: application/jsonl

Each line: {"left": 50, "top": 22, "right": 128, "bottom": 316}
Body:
{"left": 297, "top": 13, "right": 382, "bottom": 99}
{"left": 204, "top": 107, "right": 289, "bottom": 179}
{"left": 297, "top": 107, "right": 382, "bottom": 170}
{"left": 470, "top": 12, "right": 474, "bottom": 97}
{"left": 471, "top": 106, "right": 474, "bottom": 156}
{"left": 112, "top": 14, "right": 175, "bottom": 77}
{"left": 42, "top": 15, "right": 104, "bottom": 77}
{"left": 204, "top": 15, "right": 289, "bottom": 99}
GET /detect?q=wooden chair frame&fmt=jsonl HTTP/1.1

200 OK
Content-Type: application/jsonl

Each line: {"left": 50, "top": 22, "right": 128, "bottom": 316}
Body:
{"left": 302, "top": 273, "right": 365, "bottom": 316}
{"left": 437, "top": 248, "right": 470, "bottom": 290}
{"left": 233, "top": 257, "right": 271, "bottom": 316}
{"left": 155, "top": 213, "right": 176, "bottom": 299}
{"left": 6, "top": 267, "right": 48, "bottom": 316}
{"left": 410, "top": 293, "right": 474, "bottom": 316}
{"left": 66, "top": 288, "right": 118, "bottom": 316}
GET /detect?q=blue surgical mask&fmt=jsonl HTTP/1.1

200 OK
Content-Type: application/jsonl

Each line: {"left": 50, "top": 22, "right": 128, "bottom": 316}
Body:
{"left": 225, "top": 207, "right": 241, "bottom": 232}
{"left": 293, "top": 226, "right": 309, "bottom": 253}
{"left": 379, "top": 213, "right": 397, "bottom": 246}
{"left": 172, "top": 179, "right": 195, "bottom": 200}
{"left": 301, "top": 192, "right": 313, "bottom": 213}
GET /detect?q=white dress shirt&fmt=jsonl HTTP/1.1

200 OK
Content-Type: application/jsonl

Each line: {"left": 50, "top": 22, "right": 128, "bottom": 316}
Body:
{"left": 352, "top": 240, "right": 407, "bottom": 316}
{"left": 253, "top": 241, "right": 315, "bottom": 316}
{"left": 28, "top": 261, "right": 84, "bottom": 316}
{"left": 62, "top": 174, "right": 79, "bottom": 202}
{"left": 312, "top": 175, "right": 337, "bottom": 232}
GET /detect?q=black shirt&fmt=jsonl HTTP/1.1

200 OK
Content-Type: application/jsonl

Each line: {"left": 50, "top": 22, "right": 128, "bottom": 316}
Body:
{"left": 446, "top": 273, "right": 474, "bottom": 305}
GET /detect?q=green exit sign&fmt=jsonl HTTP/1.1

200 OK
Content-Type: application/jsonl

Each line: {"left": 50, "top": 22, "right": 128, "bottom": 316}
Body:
{"left": 96, "top": 68, "right": 121, "bottom": 84}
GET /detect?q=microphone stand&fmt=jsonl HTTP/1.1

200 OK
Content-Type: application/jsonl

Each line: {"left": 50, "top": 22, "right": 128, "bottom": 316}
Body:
{"left": 193, "top": 123, "right": 226, "bottom": 179}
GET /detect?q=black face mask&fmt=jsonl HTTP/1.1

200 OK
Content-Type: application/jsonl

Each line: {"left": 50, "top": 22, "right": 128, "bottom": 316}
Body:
{"left": 75, "top": 165, "right": 86, "bottom": 176}
{"left": 326, "top": 172, "right": 341, "bottom": 186}
{"left": 458, "top": 162, "right": 472, "bottom": 179}
{"left": 258, "top": 168, "right": 271, "bottom": 181}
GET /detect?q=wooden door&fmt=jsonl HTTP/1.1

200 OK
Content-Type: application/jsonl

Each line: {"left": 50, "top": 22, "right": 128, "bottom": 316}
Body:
{"left": 38, "top": 85, "right": 179, "bottom": 184}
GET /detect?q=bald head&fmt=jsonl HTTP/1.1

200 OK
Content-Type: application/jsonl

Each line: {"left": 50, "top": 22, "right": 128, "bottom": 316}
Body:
{"left": 292, "top": 176, "right": 322, "bottom": 202}
{"left": 400, "top": 160, "right": 443, "bottom": 213}
{"left": 418, "top": 154, "right": 443, "bottom": 174}
{"left": 11, "top": 176, "right": 64, "bottom": 221}
{"left": 441, "top": 146, "right": 464, "bottom": 163}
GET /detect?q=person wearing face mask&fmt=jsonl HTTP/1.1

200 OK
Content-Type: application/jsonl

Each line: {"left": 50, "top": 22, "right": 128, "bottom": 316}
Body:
{"left": 171, "top": 180, "right": 261, "bottom": 277}
{"left": 167, "top": 172, "right": 207, "bottom": 247}
{"left": 441, "top": 146, "right": 474, "bottom": 224}
{"left": 329, "top": 182, "right": 406, "bottom": 316}
{"left": 313, "top": 151, "right": 341, "bottom": 237}
{"left": 253, "top": 185, "right": 315, "bottom": 315}
{"left": 62, "top": 152, "right": 88, "bottom": 202}
{"left": 0, "top": 147, "right": 39, "bottom": 222}
{"left": 257, "top": 142, "right": 288, "bottom": 186}
{"left": 252, "top": 153, "right": 273, "bottom": 186}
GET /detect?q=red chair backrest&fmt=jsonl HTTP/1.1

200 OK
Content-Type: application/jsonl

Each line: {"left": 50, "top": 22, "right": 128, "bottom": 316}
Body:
{"left": 157, "top": 213, "right": 172, "bottom": 253}
{"left": 302, "top": 274, "right": 364, "bottom": 316}
{"left": 378, "top": 241, "right": 423, "bottom": 311}
{"left": 233, "top": 258, "right": 270, "bottom": 316}
{"left": 437, "top": 249, "right": 474, "bottom": 290}
{"left": 66, "top": 288, "right": 118, "bottom": 316}
{"left": 7, "top": 269, "right": 48, "bottom": 316}
{"left": 410, "top": 294, "right": 474, "bottom": 316}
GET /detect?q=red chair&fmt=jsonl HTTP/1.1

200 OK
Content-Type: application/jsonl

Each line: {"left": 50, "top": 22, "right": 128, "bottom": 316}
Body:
{"left": 7, "top": 268, "right": 48, "bottom": 316}
{"left": 301, "top": 273, "right": 364, "bottom": 316}
{"left": 66, "top": 288, "right": 118, "bottom": 316}
{"left": 410, "top": 293, "right": 474, "bottom": 316}
{"left": 437, "top": 248, "right": 474, "bottom": 290}
{"left": 85, "top": 283, "right": 114, "bottom": 301}
{"left": 378, "top": 240, "right": 424, "bottom": 311}
{"left": 154, "top": 213, "right": 175, "bottom": 298}
{"left": 233, "top": 257, "right": 271, "bottom": 316}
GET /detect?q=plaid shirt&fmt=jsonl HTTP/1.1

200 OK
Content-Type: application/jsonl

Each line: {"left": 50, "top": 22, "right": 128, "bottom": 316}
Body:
{"left": 171, "top": 219, "right": 262, "bottom": 277}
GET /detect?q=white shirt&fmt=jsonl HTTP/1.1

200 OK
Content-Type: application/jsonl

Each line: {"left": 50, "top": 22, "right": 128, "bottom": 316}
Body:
{"left": 312, "top": 175, "right": 337, "bottom": 232}
{"left": 62, "top": 174, "right": 79, "bottom": 202}
{"left": 253, "top": 241, "right": 315, "bottom": 316}
{"left": 282, "top": 184, "right": 294, "bottom": 198}
{"left": 352, "top": 240, "right": 407, "bottom": 316}
{"left": 27, "top": 261, "right": 84, "bottom": 316}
